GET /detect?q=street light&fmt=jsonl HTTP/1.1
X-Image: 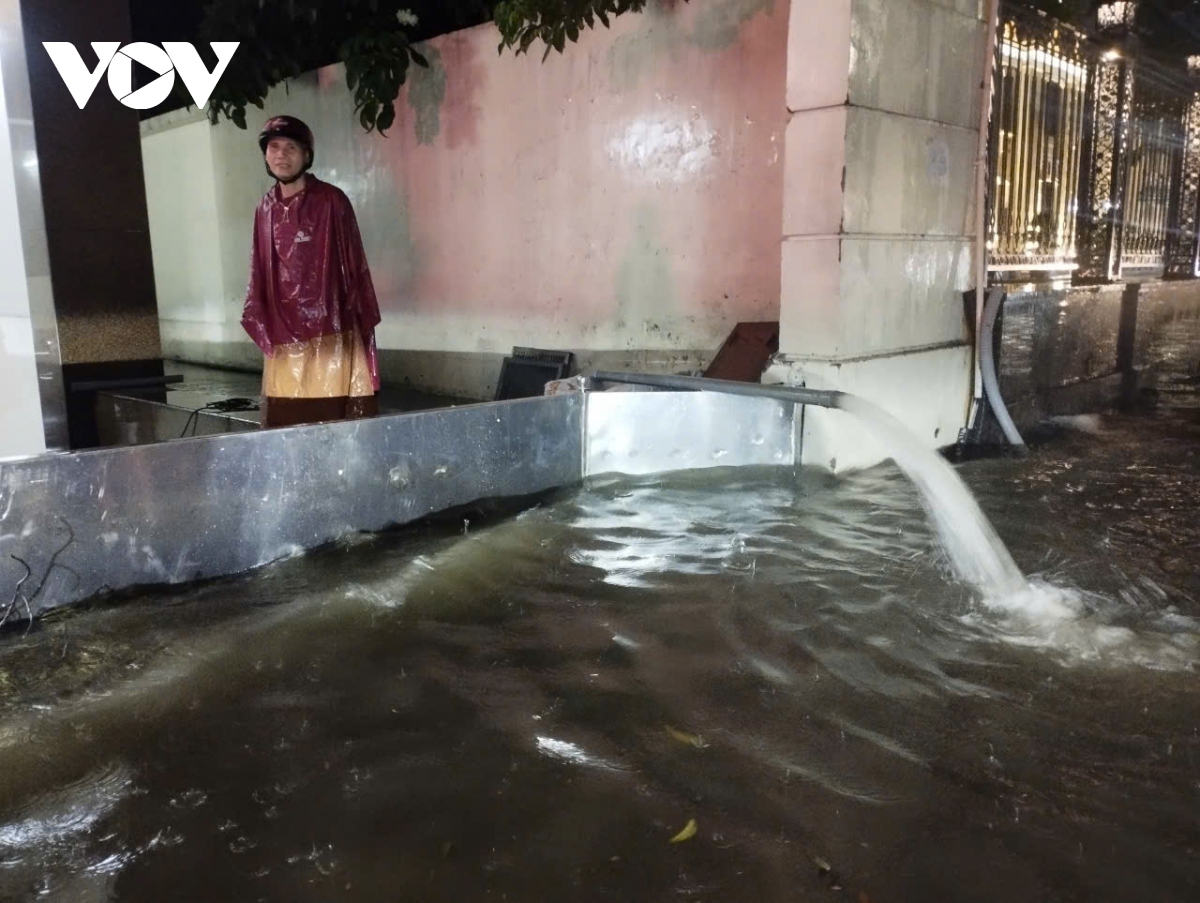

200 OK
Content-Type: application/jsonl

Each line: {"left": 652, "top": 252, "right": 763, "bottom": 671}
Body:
{"left": 1096, "top": 1, "right": 1137, "bottom": 37}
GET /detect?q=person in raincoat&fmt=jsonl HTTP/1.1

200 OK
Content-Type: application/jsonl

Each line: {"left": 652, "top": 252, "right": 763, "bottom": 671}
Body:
{"left": 241, "top": 115, "right": 382, "bottom": 428}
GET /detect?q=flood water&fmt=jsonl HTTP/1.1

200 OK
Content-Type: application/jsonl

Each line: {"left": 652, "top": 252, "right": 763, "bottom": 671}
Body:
{"left": 2, "top": 320, "right": 1198, "bottom": 902}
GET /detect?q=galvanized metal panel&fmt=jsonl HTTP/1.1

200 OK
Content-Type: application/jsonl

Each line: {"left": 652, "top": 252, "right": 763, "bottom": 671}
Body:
{"left": 0, "top": 395, "right": 583, "bottom": 618}
{"left": 0, "top": 0, "right": 67, "bottom": 454}
{"left": 584, "top": 391, "right": 795, "bottom": 478}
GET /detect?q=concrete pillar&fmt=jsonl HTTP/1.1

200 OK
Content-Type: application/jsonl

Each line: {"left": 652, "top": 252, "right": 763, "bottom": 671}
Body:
{"left": 765, "top": 0, "right": 988, "bottom": 472}
{"left": 0, "top": 0, "right": 65, "bottom": 459}
{"left": 19, "top": 0, "right": 164, "bottom": 449}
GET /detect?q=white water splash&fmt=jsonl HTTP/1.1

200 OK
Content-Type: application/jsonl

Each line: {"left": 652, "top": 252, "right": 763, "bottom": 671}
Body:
{"left": 535, "top": 735, "right": 627, "bottom": 772}
{"left": 0, "top": 761, "right": 134, "bottom": 849}
{"left": 963, "top": 579, "right": 1200, "bottom": 671}
{"left": 836, "top": 395, "right": 1199, "bottom": 669}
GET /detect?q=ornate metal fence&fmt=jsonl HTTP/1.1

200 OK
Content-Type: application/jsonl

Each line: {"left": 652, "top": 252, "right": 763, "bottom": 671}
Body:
{"left": 1113, "top": 61, "right": 1189, "bottom": 274}
{"left": 986, "top": 3, "right": 1200, "bottom": 284}
{"left": 1165, "top": 87, "right": 1200, "bottom": 277}
{"left": 988, "top": 11, "right": 1090, "bottom": 273}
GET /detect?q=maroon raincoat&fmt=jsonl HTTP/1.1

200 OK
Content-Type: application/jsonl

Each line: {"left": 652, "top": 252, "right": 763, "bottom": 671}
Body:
{"left": 241, "top": 176, "right": 381, "bottom": 391}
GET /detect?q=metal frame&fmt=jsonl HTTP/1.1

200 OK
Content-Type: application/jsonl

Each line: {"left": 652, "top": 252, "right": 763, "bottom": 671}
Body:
{"left": 987, "top": 1, "right": 1200, "bottom": 286}
{"left": 1, "top": 397, "right": 584, "bottom": 620}
{"left": 0, "top": 382, "right": 815, "bottom": 620}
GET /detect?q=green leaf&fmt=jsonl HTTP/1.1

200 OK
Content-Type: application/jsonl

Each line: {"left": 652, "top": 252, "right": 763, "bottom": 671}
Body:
{"left": 410, "top": 47, "right": 428, "bottom": 67}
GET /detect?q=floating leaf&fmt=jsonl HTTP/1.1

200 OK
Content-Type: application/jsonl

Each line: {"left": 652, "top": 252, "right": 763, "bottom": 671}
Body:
{"left": 665, "top": 725, "right": 709, "bottom": 748}
{"left": 669, "top": 818, "right": 697, "bottom": 843}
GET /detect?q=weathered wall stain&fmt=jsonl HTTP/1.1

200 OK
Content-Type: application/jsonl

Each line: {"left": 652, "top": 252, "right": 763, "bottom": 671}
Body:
{"left": 616, "top": 203, "right": 677, "bottom": 327}
{"left": 369, "top": 190, "right": 420, "bottom": 299}
{"left": 406, "top": 43, "right": 447, "bottom": 145}
{"left": 437, "top": 32, "right": 484, "bottom": 152}
{"left": 608, "top": 0, "right": 776, "bottom": 89}
{"left": 690, "top": 0, "right": 775, "bottom": 51}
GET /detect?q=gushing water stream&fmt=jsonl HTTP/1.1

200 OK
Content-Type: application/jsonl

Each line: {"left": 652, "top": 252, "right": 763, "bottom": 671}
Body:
{"left": 835, "top": 393, "right": 1030, "bottom": 599}
{"left": 591, "top": 369, "right": 1034, "bottom": 602}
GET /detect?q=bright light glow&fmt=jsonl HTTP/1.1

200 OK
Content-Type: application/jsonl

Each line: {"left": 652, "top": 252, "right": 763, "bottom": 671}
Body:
{"left": 608, "top": 113, "right": 717, "bottom": 184}
{"left": 535, "top": 735, "right": 626, "bottom": 771}
{"left": 1097, "top": 1, "right": 1137, "bottom": 31}
{"left": 1001, "top": 43, "right": 1087, "bottom": 79}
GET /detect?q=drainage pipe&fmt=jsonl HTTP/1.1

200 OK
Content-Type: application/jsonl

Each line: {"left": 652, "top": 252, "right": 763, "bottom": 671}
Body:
{"left": 978, "top": 287, "right": 1026, "bottom": 450}
{"left": 591, "top": 370, "right": 844, "bottom": 409}
{"left": 970, "top": 0, "right": 1003, "bottom": 427}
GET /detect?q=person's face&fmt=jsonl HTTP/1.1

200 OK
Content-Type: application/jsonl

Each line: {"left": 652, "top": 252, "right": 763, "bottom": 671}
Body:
{"left": 265, "top": 136, "right": 307, "bottom": 180}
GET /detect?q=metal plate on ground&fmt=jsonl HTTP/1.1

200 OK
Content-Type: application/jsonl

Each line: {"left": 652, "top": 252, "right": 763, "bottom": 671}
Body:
{"left": 584, "top": 390, "right": 795, "bottom": 477}
{"left": 0, "top": 394, "right": 583, "bottom": 617}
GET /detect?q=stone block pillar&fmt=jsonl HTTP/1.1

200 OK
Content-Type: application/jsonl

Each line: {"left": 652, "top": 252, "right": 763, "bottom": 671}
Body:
{"left": 764, "top": 0, "right": 988, "bottom": 473}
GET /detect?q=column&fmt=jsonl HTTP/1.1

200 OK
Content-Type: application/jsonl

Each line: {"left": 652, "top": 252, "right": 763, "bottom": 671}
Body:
{"left": 763, "top": 0, "right": 988, "bottom": 473}
{"left": 19, "top": 0, "right": 165, "bottom": 449}
{"left": 0, "top": 0, "right": 65, "bottom": 459}
{"left": 1164, "top": 74, "right": 1200, "bottom": 279}
{"left": 1074, "top": 53, "right": 1134, "bottom": 283}
{"left": 1073, "top": 1, "right": 1139, "bottom": 284}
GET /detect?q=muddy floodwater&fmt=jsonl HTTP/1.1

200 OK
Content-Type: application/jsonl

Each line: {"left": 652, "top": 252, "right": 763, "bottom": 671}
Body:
{"left": 1, "top": 318, "right": 1198, "bottom": 902}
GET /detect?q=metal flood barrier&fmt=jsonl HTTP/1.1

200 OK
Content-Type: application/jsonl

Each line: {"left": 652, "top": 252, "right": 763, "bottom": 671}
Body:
{"left": 1, "top": 382, "right": 805, "bottom": 620}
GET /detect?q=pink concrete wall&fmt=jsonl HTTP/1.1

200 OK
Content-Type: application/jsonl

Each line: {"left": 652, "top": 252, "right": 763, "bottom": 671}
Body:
{"left": 145, "top": 0, "right": 788, "bottom": 392}
{"left": 338, "top": 0, "right": 787, "bottom": 355}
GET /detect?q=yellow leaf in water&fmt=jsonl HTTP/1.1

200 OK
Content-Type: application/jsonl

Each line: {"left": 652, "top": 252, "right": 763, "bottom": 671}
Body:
{"left": 669, "top": 818, "right": 698, "bottom": 843}
{"left": 665, "top": 725, "right": 709, "bottom": 748}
